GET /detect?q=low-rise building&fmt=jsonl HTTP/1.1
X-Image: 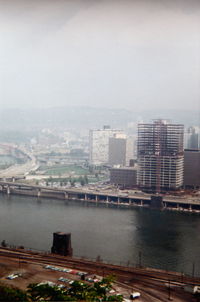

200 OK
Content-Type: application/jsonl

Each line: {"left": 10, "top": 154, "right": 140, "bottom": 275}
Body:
{"left": 184, "top": 149, "right": 200, "bottom": 189}
{"left": 110, "top": 167, "right": 137, "bottom": 188}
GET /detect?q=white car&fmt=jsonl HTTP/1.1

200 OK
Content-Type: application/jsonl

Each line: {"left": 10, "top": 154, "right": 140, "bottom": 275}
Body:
{"left": 6, "top": 273, "right": 20, "bottom": 280}
{"left": 130, "top": 292, "right": 141, "bottom": 299}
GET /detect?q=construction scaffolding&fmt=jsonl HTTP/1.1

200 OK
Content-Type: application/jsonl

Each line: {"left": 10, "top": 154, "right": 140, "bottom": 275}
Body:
{"left": 137, "top": 120, "right": 184, "bottom": 193}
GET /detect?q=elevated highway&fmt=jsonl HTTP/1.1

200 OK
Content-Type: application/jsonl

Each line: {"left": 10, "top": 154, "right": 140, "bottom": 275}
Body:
{"left": 0, "top": 181, "right": 200, "bottom": 212}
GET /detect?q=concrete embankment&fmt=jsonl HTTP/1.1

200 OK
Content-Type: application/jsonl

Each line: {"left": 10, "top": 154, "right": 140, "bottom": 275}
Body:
{"left": 0, "top": 181, "right": 200, "bottom": 213}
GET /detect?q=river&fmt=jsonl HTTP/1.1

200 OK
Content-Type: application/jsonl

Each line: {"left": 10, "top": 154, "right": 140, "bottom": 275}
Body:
{"left": 0, "top": 193, "right": 199, "bottom": 276}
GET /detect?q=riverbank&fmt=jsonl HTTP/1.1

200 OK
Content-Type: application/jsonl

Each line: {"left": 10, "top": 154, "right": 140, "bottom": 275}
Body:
{"left": 0, "top": 180, "right": 200, "bottom": 213}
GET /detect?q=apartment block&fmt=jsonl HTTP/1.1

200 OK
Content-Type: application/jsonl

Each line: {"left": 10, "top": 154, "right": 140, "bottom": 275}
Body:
{"left": 89, "top": 126, "right": 123, "bottom": 165}
{"left": 137, "top": 120, "right": 184, "bottom": 192}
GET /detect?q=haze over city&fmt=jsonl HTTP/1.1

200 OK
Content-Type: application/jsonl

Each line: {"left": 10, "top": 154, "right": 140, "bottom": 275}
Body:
{"left": 0, "top": 0, "right": 200, "bottom": 112}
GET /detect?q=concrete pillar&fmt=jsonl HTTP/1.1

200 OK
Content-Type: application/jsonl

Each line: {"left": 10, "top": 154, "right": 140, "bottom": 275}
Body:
{"left": 95, "top": 195, "right": 98, "bottom": 202}
{"left": 37, "top": 189, "right": 41, "bottom": 197}
{"left": 140, "top": 200, "right": 143, "bottom": 206}
{"left": 177, "top": 203, "right": 180, "bottom": 209}
{"left": 51, "top": 232, "right": 73, "bottom": 257}
{"left": 129, "top": 199, "right": 132, "bottom": 205}
{"left": 84, "top": 194, "right": 87, "bottom": 201}
{"left": 64, "top": 192, "right": 68, "bottom": 199}
{"left": 106, "top": 196, "right": 109, "bottom": 203}
{"left": 189, "top": 204, "right": 192, "bottom": 211}
{"left": 117, "top": 197, "right": 120, "bottom": 204}
{"left": 7, "top": 186, "right": 10, "bottom": 195}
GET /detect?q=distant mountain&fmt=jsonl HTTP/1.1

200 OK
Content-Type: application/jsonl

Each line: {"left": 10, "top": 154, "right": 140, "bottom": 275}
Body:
{"left": 0, "top": 107, "right": 199, "bottom": 132}
{"left": 137, "top": 109, "right": 200, "bottom": 126}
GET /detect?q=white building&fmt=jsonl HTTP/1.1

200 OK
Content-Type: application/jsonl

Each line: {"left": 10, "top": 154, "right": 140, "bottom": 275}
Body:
{"left": 89, "top": 126, "right": 123, "bottom": 165}
{"left": 184, "top": 126, "right": 200, "bottom": 149}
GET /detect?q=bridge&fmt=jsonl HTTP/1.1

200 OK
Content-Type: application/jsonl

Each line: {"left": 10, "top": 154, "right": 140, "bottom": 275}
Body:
{"left": 0, "top": 181, "right": 200, "bottom": 212}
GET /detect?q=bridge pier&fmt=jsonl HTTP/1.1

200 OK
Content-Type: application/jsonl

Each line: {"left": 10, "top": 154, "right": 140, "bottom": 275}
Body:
{"left": 64, "top": 192, "right": 68, "bottom": 199}
{"left": 0, "top": 181, "right": 199, "bottom": 212}
{"left": 6, "top": 186, "right": 10, "bottom": 195}
{"left": 37, "top": 189, "right": 41, "bottom": 198}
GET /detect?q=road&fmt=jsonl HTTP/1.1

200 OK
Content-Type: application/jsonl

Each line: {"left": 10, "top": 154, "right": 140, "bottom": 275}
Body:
{"left": 0, "top": 148, "right": 38, "bottom": 178}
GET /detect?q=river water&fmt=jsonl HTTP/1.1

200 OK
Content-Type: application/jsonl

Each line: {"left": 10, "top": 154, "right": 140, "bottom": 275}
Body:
{"left": 0, "top": 194, "right": 199, "bottom": 276}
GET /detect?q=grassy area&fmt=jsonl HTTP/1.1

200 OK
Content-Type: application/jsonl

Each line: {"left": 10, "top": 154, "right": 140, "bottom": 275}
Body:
{"left": 38, "top": 164, "right": 89, "bottom": 176}
{"left": 44, "top": 174, "right": 107, "bottom": 185}
{"left": 35, "top": 164, "right": 109, "bottom": 184}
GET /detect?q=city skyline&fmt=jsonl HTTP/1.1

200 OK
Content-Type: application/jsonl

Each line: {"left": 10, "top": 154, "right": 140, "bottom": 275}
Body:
{"left": 0, "top": 1, "right": 200, "bottom": 298}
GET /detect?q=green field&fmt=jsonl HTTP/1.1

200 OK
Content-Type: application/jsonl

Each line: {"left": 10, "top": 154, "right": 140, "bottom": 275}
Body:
{"left": 38, "top": 164, "right": 89, "bottom": 176}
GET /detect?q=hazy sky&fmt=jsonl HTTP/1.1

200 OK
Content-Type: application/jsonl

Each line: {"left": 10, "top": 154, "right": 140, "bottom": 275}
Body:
{"left": 0, "top": 0, "right": 200, "bottom": 111}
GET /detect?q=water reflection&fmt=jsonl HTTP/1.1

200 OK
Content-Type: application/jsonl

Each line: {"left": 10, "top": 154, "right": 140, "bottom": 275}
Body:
{"left": 0, "top": 194, "right": 199, "bottom": 276}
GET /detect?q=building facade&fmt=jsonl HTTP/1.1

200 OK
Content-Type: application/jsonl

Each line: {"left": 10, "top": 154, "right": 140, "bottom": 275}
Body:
{"left": 110, "top": 167, "right": 137, "bottom": 188}
{"left": 89, "top": 126, "right": 123, "bottom": 165}
{"left": 137, "top": 120, "right": 184, "bottom": 192}
{"left": 184, "top": 126, "right": 200, "bottom": 149}
{"left": 184, "top": 149, "right": 200, "bottom": 188}
{"left": 108, "top": 134, "right": 133, "bottom": 166}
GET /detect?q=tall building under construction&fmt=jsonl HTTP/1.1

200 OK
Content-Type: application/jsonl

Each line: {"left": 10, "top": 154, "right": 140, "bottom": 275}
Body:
{"left": 137, "top": 120, "right": 184, "bottom": 192}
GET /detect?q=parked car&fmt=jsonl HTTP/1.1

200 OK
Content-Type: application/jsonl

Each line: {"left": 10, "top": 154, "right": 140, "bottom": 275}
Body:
{"left": 130, "top": 292, "right": 141, "bottom": 300}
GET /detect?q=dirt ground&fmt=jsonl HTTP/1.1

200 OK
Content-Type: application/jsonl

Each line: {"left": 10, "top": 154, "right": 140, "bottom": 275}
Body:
{"left": 0, "top": 255, "right": 131, "bottom": 298}
{"left": 0, "top": 256, "right": 85, "bottom": 289}
{"left": 0, "top": 254, "right": 196, "bottom": 302}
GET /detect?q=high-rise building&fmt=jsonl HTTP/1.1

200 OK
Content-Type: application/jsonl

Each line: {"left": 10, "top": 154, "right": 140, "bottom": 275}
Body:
{"left": 137, "top": 120, "right": 184, "bottom": 192}
{"left": 89, "top": 126, "right": 123, "bottom": 165}
{"left": 108, "top": 134, "right": 133, "bottom": 166}
{"left": 184, "top": 126, "right": 199, "bottom": 149}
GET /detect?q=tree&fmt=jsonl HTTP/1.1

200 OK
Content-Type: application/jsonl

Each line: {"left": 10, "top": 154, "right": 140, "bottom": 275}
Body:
{"left": 0, "top": 283, "right": 28, "bottom": 302}
{"left": 68, "top": 280, "right": 89, "bottom": 300}
{"left": 70, "top": 179, "right": 76, "bottom": 186}
{"left": 27, "top": 283, "right": 71, "bottom": 301}
{"left": 84, "top": 175, "right": 89, "bottom": 184}
{"left": 0, "top": 275, "right": 123, "bottom": 302}
{"left": 89, "top": 166, "right": 94, "bottom": 174}
{"left": 1, "top": 240, "right": 7, "bottom": 247}
{"left": 107, "top": 295, "right": 123, "bottom": 301}
{"left": 96, "top": 255, "right": 102, "bottom": 262}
